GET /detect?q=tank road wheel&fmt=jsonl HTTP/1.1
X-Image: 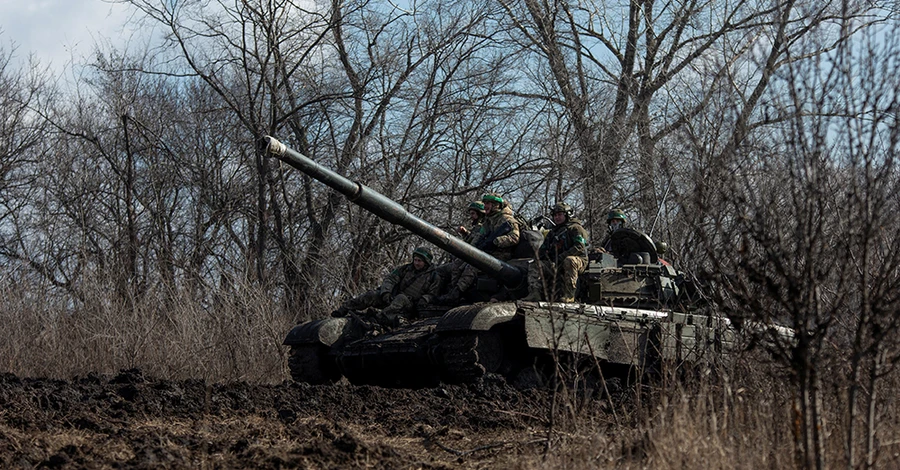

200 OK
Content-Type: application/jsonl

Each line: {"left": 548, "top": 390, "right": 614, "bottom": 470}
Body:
{"left": 438, "top": 332, "right": 506, "bottom": 384}
{"left": 288, "top": 345, "right": 341, "bottom": 385}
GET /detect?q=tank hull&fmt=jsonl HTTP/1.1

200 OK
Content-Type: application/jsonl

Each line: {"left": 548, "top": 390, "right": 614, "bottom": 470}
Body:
{"left": 285, "top": 301, "right": 740, "bottom": 387}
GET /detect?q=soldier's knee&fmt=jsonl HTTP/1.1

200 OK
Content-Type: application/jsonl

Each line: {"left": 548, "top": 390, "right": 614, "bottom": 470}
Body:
{"left": 562, "top": 256, "right": 585, "bottom": 274}
{"left": 387, "top": 294, "right": 413, "bottom": 313}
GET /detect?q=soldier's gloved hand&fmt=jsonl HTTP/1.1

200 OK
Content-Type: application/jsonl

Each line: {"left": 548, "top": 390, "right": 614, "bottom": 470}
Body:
{"left": 416, "top": 296, "right": 432, "bottom": 310}
{"left": 381, "top": 292, "right": 392, "bottom": 304}
{"left": 331, "top": 306, "right": 350, "bottom": 318}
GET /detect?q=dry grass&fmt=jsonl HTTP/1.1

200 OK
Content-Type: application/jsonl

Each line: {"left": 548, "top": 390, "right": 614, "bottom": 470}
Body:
{"left": 3, "top": 277, "right": 900, "bottom": 468}
{"left": 0, "top": 276, "right": 294, "bottom": 383}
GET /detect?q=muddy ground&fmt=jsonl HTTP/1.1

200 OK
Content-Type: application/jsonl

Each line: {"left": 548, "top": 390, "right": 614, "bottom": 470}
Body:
{"left": 0, "top": 369, "right": 622, "bottom": 469}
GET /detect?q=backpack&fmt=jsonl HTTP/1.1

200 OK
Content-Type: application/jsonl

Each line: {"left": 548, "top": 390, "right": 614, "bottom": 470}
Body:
{"left": 513, "top": 213, "right": 543, "bottom": 258}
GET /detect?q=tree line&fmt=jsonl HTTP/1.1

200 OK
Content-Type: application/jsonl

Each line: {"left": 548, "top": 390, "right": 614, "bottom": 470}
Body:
{"left": 2, "top": 1, "right": 899, "bottom": 467}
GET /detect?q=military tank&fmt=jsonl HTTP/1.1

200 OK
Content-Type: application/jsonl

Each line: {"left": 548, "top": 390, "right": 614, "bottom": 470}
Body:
{"left": 264, "top": 136, "right": 762, "bottom": 388}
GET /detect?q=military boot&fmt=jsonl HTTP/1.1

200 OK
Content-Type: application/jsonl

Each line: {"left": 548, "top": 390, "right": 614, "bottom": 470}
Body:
{"left": 560, "top": 280, "right": 577, "bottom": 303}
{"left": 521, "top": 288, "right": 543, "bottom": 302}
{"left": 522, "top": 263, "right": 544, "bottom": 301}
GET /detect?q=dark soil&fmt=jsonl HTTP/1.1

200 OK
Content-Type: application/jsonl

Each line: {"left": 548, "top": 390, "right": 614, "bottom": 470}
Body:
{"left": 0, "top": 370, "right": 608, "bottom": 469}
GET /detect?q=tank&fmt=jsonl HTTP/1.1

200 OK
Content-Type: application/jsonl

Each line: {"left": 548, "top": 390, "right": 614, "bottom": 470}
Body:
{"left": 264, "top": 136, "right": 785, "bottom": 388}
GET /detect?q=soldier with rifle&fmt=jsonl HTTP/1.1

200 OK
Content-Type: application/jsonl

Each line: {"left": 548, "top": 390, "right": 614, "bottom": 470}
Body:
{"left": 522, "top": 202, "right": 589, "bottom": 302}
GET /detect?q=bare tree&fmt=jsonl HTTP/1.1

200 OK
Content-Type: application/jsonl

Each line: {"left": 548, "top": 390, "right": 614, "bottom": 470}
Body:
{"left": 493, "top": 0, "right": 886, "bottom": 238}
{"left": 692, "top": 15, "right": 900, "bottom": 468}
{"left": 114, "top": 0, "right": 568, "bottom": 317}
{"left": 0, "top": 45, "right": 65, "bottom": 289}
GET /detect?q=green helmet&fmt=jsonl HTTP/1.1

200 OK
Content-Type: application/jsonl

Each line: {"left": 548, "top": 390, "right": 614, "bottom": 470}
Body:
{"left": 467, "top": 201, "right": 485, "bottom": 213}
{"left": 607, "top": 208, "right": 627, "bottom": 224}
{"left": 482, "top": 192, "right": 505, "bottom": 208}
{"left": 550, "top": 202, "right": 574, "bottom": 219}
{"left": 655, "top": 241, "right": 668, "bottom": 255}
{"left": 412, "top": 247, "right": 434, "bottom": 265}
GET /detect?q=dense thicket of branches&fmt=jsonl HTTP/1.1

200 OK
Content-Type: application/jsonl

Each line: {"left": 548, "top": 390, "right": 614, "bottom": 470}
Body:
{"left": 2, "top": 1, "right": 899, "bottom": 467}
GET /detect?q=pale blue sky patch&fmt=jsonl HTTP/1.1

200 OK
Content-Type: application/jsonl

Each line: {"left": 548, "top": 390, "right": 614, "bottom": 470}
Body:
{"left": 1, "top": 0, "right": 135, "bottom": 70}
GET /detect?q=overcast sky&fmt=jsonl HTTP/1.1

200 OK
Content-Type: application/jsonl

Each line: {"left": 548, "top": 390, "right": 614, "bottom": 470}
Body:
{"left": 1, "top": 0, "right": 136, "bottom": 71}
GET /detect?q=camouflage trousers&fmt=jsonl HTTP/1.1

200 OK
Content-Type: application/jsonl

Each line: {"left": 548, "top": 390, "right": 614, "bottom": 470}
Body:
{"left": 527, "top": 256, "right": 587, "bottom": 301}
{"left": 341, "top": 291, "right": 415, "bottom": 327}
{"left": 436, "top": 259, "right": 478, "bottom": 293}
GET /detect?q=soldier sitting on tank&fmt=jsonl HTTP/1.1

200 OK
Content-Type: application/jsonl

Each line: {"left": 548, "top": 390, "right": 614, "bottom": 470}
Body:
{"left": 457, "top": 200, "right": 485, "bottom": 242}
{"left": 435, "top": 201, "right": 485, "bottom": 305}
{"left": 333, "top": 247, "right": 441, "bottom": 328}
{"left": 438, "top": 193, "right": 521, "bottom": 305}
{"left": 474, "top": 192, "right": 521, "bottom": 260}
{"left": 522, "top": 202, "right": 589, "bottom": 302}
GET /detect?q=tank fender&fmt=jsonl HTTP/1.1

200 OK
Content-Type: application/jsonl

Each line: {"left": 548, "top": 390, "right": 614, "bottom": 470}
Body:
{"left": 435, "top": 302, "right": 519, "bottom": 333}
{"left": 283, "top": 318, "right": 350, "bottom": 346}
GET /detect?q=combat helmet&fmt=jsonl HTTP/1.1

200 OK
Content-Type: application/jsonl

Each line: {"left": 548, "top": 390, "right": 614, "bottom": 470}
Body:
{"left": 467, "top": 201, "right": 485, "bottom": 214}
{"left": 655, "top": 241, "right": 669, "bottom": 256}
{"left": 550, "top": 202, "right": 574, "bottom": 219}
{"left": 607, "top": 208, "right": 627, "bottom": 223}
{"left": 412, "top": 247, "right": 434, "bottom": 266}
{"left": 482, "top": 192, "right": 505, "bottom": 208}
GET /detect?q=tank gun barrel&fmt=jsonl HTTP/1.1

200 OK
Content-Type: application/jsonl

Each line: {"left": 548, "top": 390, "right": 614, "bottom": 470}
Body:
{"left": 261, "top": 136, "right": 524, "bottom": 287}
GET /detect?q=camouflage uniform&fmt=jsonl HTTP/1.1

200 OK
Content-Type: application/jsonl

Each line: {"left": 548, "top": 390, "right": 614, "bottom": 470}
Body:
{"left": 599, "top": 208, "right": 627, "bottom": 252}
{"left": 473, "top": 205, "right": 520, "bottom": 261}
{"left": 457, "top": 201, "right": 485, "bottom": 244}
{"left": 445, "top": 216, "right": 483, "bottom": 290}
{"left": 525, "top": 213, "right": 589, "bottom": 302}
{"left": 440, "top": 195, "right": 521, "bottom": 304}
{"left": 435, "top": 202, "right": 485, "bottom": 303}
{"left": 341, "top": 254, "right": 441, "bottom": 326}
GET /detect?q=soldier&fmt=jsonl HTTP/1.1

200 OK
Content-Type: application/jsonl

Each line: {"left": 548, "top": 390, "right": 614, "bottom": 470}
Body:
{"left": 438, "top": 193, "right": 521, "bottom": 305}
{"left": 599, "top": 208, "right": 627, "bottom": 251}
{"left": 334, "top": 247, "right": 441, "bottom": 327}
{"left": 523, "top": 202, "right": 589, "bottom": 302}
{"left": 473, "top": 192, "right": 521, "bottom": 260}
{"left": 435, "top": 201, "right": 485, "bottom": 305}
{"left": 457, "top": 201, "right": 485, "bottom": 242}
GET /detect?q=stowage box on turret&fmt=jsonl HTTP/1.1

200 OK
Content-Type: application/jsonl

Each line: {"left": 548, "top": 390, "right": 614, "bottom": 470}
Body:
{"left": 264, "top": 136, "right": 789, "bottom": 388}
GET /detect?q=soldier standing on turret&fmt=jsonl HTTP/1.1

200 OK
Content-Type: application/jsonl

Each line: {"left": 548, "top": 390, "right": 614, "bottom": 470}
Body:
{"left": 334, "top": 247, "right": 441, "bottom": 327}
{"left": 523, "top": 203, "right": 589, "bottom": 302}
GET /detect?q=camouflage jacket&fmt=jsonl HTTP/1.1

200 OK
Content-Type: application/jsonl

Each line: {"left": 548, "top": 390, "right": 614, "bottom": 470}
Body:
{"left": 474, "top": 206, "right": 520, "bottom": 252}
{"left": 378, "top": 262, "right": 441, "bottom": 302}
{"left": 463, "top": 221, "right": 483, "bottom": 245}
{"left": 539, "top": 218, "right": 589, "bottom": 263}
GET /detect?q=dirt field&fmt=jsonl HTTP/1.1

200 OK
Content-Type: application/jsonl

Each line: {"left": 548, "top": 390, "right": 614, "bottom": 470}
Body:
{"left": 0, "top": 369, "right": 622, "bottom": 469}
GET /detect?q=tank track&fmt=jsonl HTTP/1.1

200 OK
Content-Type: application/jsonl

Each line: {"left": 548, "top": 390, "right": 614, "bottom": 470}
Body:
{"left": 288, "top": 345, "right": 340, "bottom": 385}
{"left": 438, "top": 332, "right": 504, "bottom": 384}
